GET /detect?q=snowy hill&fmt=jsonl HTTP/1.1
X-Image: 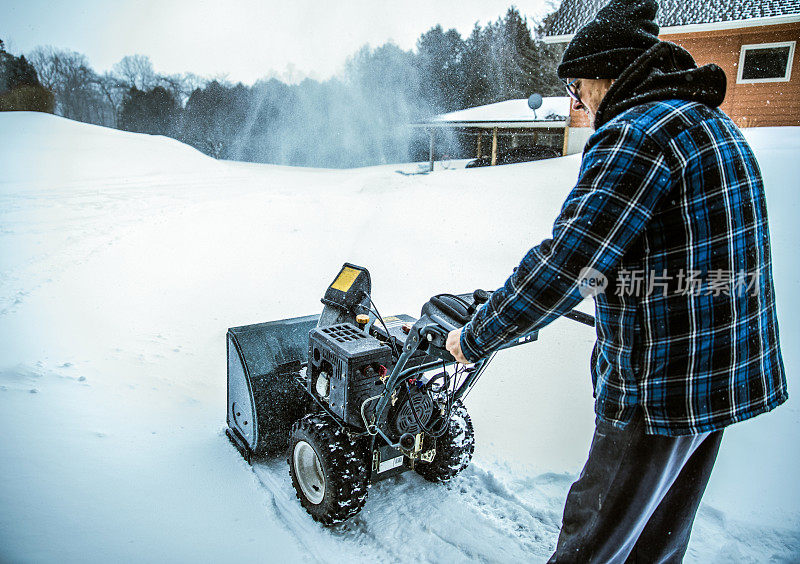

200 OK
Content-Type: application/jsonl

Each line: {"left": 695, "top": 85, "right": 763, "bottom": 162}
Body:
{"left": 2, "top": 112, "right": 217, "bottom": 187}
{"left": 0, "top": 112, "right": 798, "bottom": 562}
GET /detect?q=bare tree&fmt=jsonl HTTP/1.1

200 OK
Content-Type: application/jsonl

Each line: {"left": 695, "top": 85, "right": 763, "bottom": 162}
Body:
{"left": 27, "top": 46, "right": 61, "bottom": 91}
{"left": 112, "top": 54, "right": 156, "bottom": 90}
{"left": 156, "top": 73, "right": 190, "bottom": 105}
{"left": 172, "top": 72, "right": 208, "bottom": 104}
{"left": 181, "top": 72, "right": 208, "bottom": 93}
{"left": 27, "top": 46, "right": 115, "bottom": 125}
{"left": 93, "top": 71, "right": 127, "bottom": 125}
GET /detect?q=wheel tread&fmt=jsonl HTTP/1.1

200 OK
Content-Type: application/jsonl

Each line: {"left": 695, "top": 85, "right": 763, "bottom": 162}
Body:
{"left": 288, "top": 414, "right": 369, "bottom": 525}
{"left": 415, "top": 401, "right": 475, "bottom": 483}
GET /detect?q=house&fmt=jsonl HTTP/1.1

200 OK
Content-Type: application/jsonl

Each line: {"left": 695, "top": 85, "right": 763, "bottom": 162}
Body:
{"left": 543, "top": 0, "right": 800, "bottom": 154}
{"left": 412, "top": 97, "right": 570, "bottom": 169}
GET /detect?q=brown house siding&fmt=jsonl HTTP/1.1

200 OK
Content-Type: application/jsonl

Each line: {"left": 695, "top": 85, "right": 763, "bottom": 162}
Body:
{"left": 567, "top": 22, "right": 800, "bottom": 128}
{"left": 663, "top": 22, "right": 800, "bottom": 127}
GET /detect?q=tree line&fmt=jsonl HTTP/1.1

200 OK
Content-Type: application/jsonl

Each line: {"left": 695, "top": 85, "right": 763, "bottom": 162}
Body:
{"left": 1, "top": 7, "right": 564, "bottom": 168}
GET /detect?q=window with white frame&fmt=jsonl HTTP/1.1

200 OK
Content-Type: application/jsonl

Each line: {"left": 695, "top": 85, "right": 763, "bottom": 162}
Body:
{"left": 737, "top": 41, "right": 795, "bottom": 83}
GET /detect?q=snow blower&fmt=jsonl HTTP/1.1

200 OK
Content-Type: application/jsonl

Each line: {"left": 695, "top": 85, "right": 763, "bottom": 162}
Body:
{"left": 226, "top": 262, "right": 594, "bottom": 525}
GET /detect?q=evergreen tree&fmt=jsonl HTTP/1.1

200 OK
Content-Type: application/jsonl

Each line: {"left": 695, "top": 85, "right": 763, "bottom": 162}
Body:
{"left": 457, "top": 7, "right": 565, "bottom": 106}
{"left": 1, "top": 45, "right": 43, "bottom": 93}
{"left": 416, "top": 25, "right": 467, "bottom": 113}
{"left": 0, "top": 37, "right": 54, "bottom": 112}
{"left": 519, "top": 10, "right": 568, "bottom": 97}
{"left": 118, "top": 85, "right": 179, "bottom": 136}
{"left": 461, "top": 24, "right": 493, "bottom": 108}
{"left": 180, "top": 80, "right": 251, "bottom": 158}
{"left": 482, "top": 8, "right": 541, "bottom": 101}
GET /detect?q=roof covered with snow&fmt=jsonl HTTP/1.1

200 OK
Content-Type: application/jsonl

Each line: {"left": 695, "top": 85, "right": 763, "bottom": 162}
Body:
{"left": 545, "top": 0, "right": 800, "bottom": 38}
{"left": 420, "top": 97, "right": 570, "bottom": 128}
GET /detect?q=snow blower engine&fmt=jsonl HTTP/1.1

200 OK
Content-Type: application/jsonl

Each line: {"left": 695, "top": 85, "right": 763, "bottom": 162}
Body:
{"left": 225, "top": 263, "right": 594, "bottom": 525}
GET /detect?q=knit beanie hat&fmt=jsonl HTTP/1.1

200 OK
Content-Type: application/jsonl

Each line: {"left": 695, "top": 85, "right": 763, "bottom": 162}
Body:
{"left": 557, "top": 0, "right": 660, "bottom": 80}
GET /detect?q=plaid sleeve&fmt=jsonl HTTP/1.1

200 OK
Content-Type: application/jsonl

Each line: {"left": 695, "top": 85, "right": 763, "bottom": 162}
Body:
{"left": 460, "top": 122, "right": 673, "bottom": 362}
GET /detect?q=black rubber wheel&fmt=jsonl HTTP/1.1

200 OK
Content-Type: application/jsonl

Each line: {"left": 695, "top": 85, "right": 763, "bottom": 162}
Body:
{"left": 415, "top": 400, "right": 475, "bottom": 482}
{"left": 288, "top": 414, "right": 369, "bottom": 525}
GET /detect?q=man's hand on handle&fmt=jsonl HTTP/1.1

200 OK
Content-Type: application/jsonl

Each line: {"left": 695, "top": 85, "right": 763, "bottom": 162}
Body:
{"left": 446, "top": 328, "right": 469, "bottom": 364}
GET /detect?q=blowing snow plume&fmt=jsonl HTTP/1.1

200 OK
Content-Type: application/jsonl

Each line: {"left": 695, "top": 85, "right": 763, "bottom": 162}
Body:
{"left": 184, "top": 43, "right": 450, "bottom": 169}
{"left": 240, "top": 43, "right": 464, "bottom": 168}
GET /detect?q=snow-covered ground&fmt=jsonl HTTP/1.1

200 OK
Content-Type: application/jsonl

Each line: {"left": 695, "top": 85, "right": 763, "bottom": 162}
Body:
{"left": 0, "top": 112, "right": 798, "bottom": 562}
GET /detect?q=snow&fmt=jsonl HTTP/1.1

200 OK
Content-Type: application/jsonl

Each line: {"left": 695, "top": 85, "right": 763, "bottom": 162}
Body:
{"left": 1, "top": 112, "right": 798, "bottom": 562}
{"left": 432, "top": 97, "right": 570, "bottom": 123}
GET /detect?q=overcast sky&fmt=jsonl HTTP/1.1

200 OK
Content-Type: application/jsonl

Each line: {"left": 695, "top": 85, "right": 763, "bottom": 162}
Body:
{"left": 2, "top": 0, "right": 559, "bottom": 84}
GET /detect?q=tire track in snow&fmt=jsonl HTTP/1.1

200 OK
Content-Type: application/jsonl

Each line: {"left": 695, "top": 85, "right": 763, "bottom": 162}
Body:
{"left": 248, "top": 455, "right": 564, "bottom": 562}
{"left": 250, "top": 459, "right": 349, "bottom": 563}
{"left": 251, "top": 458, "right": 401, "bottom": 563}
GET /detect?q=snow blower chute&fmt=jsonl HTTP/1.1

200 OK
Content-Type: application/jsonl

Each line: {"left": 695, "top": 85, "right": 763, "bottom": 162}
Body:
{"left": 226, "top": 262, "right": 594, "bottom": 525}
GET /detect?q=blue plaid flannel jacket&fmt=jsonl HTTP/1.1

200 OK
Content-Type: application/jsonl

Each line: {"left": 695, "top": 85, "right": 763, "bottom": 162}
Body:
{"left": 460, "top": 99, "right": 787, "bottom": 435}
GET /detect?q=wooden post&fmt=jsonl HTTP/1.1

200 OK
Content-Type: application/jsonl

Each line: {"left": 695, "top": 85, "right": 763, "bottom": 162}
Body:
{"left": 562, "top": 126, "right": 570, "bottom": 156}
{"left": 511, "top": 133, "right": 518, "bottom": 148}
{"left": 429, "top": 129, "right": 435, "bottom": 172}
{"left": 533, "top": 130, "right": 539, "bottom": 145}
{"left": 477, "top": 131, "right": 482, "bottom": 158}
{"left": 491, "top": 127, "right": 498, "bottom": 166}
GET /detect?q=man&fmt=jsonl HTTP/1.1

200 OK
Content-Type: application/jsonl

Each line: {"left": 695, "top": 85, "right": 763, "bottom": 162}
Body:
{"left": 445, "top": 0, "right": 787, "bottom": 561}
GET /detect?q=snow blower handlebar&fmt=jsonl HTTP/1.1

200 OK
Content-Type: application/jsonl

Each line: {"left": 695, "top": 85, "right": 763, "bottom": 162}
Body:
{"left": 366, "top": 313, "right": 493, "bottom": 445}
{"left": 367, "top": 290, "right": 595, "bottom": 443}
{"left": 368, "top": 297, "right": 515, "bottom": 438}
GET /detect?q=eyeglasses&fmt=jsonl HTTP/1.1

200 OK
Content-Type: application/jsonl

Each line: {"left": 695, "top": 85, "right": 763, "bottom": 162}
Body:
{"left": 564, "top": 79, "right": 582, "bottom": 105}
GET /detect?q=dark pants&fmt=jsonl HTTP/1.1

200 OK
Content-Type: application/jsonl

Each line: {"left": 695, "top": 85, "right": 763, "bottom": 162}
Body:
{"left": 549, "top": 411, "right": 723, "bottom": 563}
